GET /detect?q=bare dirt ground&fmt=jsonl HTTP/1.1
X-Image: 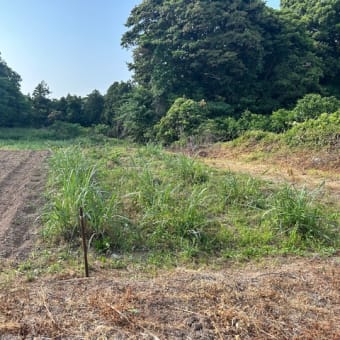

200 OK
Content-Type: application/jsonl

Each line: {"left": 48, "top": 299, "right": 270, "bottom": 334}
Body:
{"left": 0, "top": 148, "right": 339, "bottom": 339}
{"left": 0, "top": 150, "right": 49, "bottom": 259}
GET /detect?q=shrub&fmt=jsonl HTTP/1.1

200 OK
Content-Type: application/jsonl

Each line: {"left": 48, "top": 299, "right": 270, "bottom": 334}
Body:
{"left": 238, "top": 110, "right": 271, "bottom": 132}
{"left": 155, "top": 97, "right": 206, "bottom": 145}
{"left": 270, "top": 108, "right": 295, "bottom": 133}
{"left": 49, "top": 121, "right": 86, "bottom": 139}
{"left": 292, "top": 93, "right": 340, "bottom": 122}
{"left": 205, "top": 101, "right": 234, "bottom": 118}
{"left": 284, "top": 111, "right": 340, "bottom": 148}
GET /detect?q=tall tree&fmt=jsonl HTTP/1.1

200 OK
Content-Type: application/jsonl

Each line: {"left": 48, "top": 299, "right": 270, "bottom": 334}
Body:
{"left": 64, "top": 94, "right": 83, "bottom": 124}
{"left": 122, "top": 0, "right": 322, "bottom": 116}
{"left": 82, "top": 90, "right": 104, "bottom": 126}
{"left": 118, "top": 86, "right": 155, "bottom": 142}
{"left": 31, "top": 80, "right": 52, "bottom": 126}
{"left": 281, "top": 0, "right": 340, "bottom": 95}
{"left": 122, "top": 0, "right": 271, "bottom": 115}
{"left": 103, "top": 81, "right": 133, "bottom": 125}
{"left": 255, "top": 8, "right": 322, "bottom": 112}
{"left": 0, "top": 53, "right": 30, "bottom": 126}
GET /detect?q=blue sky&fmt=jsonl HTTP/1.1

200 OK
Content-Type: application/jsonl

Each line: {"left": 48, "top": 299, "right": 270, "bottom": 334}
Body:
{"left": 0, "top": 0, "right": 280, "bottom": 98}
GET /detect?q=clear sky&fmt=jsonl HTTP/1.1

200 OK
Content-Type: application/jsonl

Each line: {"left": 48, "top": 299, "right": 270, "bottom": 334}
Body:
{"left": 0, "top": 0, "right": 280, "bottom": 99}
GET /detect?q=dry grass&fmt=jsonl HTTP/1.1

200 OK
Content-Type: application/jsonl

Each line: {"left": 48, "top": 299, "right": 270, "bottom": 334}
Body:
{"left": 0, "top": 257, "right": 339, "bottom": 339}
{"left": 195, "top": 143, "right": 340, "bottom": 204}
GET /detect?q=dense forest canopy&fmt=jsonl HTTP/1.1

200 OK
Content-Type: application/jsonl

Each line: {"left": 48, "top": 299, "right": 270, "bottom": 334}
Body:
{"left": 0, "top": 0, "right": 339, "bottom": 143}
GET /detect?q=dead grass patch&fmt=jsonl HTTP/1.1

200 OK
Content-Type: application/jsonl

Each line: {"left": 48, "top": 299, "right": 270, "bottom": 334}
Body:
{"left": 0, "top": 257, "right": 339, "bottom": 339}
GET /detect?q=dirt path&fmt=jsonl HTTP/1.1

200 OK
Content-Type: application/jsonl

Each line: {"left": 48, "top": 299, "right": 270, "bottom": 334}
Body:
{"left": 0, "top": 150, "right": 49, "bottom": 259}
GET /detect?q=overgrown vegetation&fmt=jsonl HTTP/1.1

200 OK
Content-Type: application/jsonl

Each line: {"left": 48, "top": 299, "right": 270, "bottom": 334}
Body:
{"left": 43, "top": 144, "right": 339, "bottom": 262}
{"left": 2, "top": 1, "right": 340, "bottom": 147}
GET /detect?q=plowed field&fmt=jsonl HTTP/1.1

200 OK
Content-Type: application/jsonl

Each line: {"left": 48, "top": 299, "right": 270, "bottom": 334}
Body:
{"left": 0, "top": 150, "right": 49, "bottom": 259}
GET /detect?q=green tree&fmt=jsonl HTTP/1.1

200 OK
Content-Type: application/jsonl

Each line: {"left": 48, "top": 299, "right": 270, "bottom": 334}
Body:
{"left": 82, "top": 90, "right": 104, "bottom": 126}
{"left": 0, "top": 53, "right": 30, "bottom": 126}
{"left": 122, "top": 0, "right": 270, "bottom": 115}
{"left": 292, "top": 93, "right": 340, "bottom": 121}
{"left": 281, "top": 0, "right": 340, "bottom": 94}
{"left": 122, "top": 0, "right": 323, "bottom": 117}
{"left": 118, "top": 86, "right": 155, "bottom": 142}
{"left": 256, "top": 9, "right": 322, "bottom": 112}
{"left": 64, "top": 94, "right": 83, "bottom": 124}
{"left": 48, "top": 96, "right": 68, "bottom": 123}
{"left": 103, "top": 81, "right": 133, "bottom": 128}
{"left": 31, "top": 80, "right": 52, "bottom": 126}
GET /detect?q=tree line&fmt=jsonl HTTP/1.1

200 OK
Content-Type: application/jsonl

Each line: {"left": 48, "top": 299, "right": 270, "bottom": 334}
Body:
{"left": 1, "top": 0, "right": 339, "bottom": 143}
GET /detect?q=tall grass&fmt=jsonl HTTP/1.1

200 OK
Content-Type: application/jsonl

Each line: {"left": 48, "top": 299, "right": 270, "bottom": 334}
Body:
{"left": 43, "top": 144, "right": 339, "bottom": 259}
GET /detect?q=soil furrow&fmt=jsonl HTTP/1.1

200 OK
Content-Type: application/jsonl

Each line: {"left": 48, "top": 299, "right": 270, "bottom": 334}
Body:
{"left": 0, "top": 150, "right": 49, "bottom": 259}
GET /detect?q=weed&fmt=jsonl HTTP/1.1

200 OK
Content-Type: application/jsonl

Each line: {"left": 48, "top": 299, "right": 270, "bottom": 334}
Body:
{"left": 266, "top": 185, "right": 336, "bottom": 242}
{"left": 43, "top": 144, "right": 339, "bottom": 261}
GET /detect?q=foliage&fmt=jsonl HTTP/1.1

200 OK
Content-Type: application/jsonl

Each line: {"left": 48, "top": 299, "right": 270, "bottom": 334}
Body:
{"left": 270, "top": 108, "right": 294, "bottom": 133}
{"left": 103, "top": 81, "right": 133, "bottom": 128}
{"left": 31, "top": 81, "right": 52, "bottom": 127}
{"left": 284, "top": 111, "right": 340, "bottom": 149}
{"left": 48, "top": 121, "right": 87, "bottom": 139}
{"left": 291, "top": 93, "right": 340, "bottom": 122}
{"left": 282, "top": 0, "right": 340, "bottom": 95}
{"left": 257, "top": 8, "right": 322, "bottom": 111}
{"left": 122, "top": 0, "right": 269, "bottom": 113}
{"left": 196, "top": 118, "right": 234, "bottom": 144}
{"left": 155, "top": 98, "right": 206, "bottom": 145}
{"left": 82, "top": 90, "right": 104, "bottom": 126}
{"left": 0, "top": 53, "right": 31, "bottom": 127}
{"left": 122, "top": 0, "right": 322, "bottom": 116}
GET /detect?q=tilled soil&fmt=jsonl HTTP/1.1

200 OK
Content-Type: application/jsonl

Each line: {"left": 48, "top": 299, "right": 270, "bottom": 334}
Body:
{"left": 0, "top": 150, "right": 49, "bottom": 259}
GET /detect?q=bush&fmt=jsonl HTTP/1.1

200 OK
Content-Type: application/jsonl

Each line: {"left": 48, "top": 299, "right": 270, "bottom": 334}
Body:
{"left": 49, "top": 121, "right": 87, "bottom": 139}
{"left": 270, "top": 109, "right": 295, "bottom": 133}
{"left": 155, "top": 97, "right": 206, "bottom": 145}
{"left": 231, "top": 130, "right": 281, "bottom": 150}
{"left": 284, "top": 111, "right": 340, "bottom": 149}
{"left": 238, "top": 110, "right": 271, "bottom": 132}
{"left": 205, "top": 101, "right": 234, "bottom": 118}
{"left": 292, "top": 93, "right": 340, "bottom": 122}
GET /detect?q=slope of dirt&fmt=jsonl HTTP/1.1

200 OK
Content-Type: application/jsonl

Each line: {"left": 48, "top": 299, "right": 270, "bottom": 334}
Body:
{"left": 0, "top": 150, "right": 49, "bottom": 259}
{"left": 0, "top": 257, "right": 339, "bottom": 339}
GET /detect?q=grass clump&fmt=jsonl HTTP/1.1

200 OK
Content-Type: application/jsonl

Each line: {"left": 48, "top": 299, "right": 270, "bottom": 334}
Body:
{"left": 43, "top": 144, "right": 339, "bottom": 262}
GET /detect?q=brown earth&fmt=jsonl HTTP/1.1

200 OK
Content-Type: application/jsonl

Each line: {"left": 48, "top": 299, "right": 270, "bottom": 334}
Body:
{"left": 0, "top": 150, "right": 49, "bottom": 259}
{"left": 0, "top": 148, "right": 339, "bottom": 339}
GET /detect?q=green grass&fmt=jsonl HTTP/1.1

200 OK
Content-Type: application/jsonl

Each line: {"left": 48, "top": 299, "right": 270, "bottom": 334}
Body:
{"left": 0, "top": 126, "right": 126, "bottom": 150}
{"left": 43, "top": 143, "right": 339, "bottom": 263}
